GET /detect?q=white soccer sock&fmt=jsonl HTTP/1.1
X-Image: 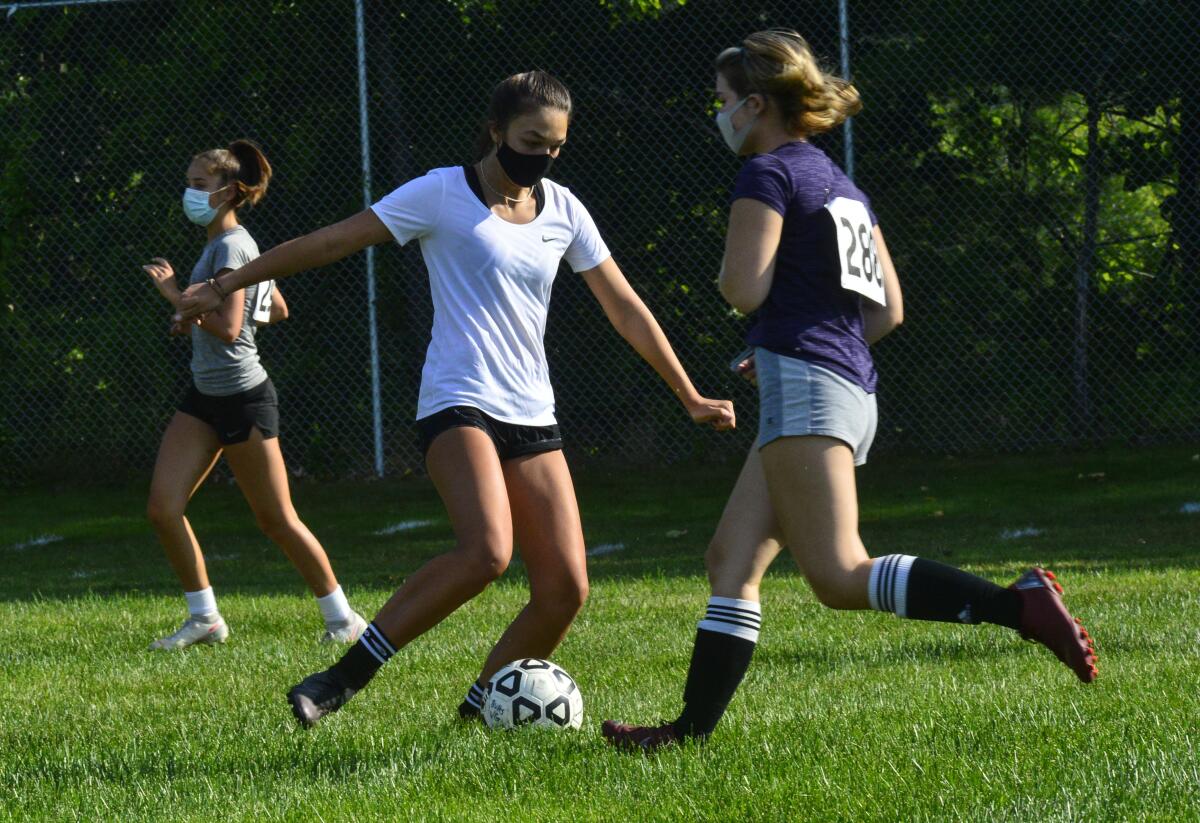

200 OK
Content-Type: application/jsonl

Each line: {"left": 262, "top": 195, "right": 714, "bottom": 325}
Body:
{"left": 316, "top": 585, "right": 353, "bottom": 626}
{"left": 184, "top": 586, "right": 218, "bottom": 619}
{"left": 868, "top": 554, "right": 917, "bottom": 616}
{"left": 697, "top": 596, "right": 762, "bottom": 643}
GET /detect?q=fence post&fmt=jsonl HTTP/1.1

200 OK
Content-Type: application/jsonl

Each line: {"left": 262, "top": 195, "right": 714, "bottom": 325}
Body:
{"left": 839, "top": 0, "right": 854, "bottom": 180}
{"left": 355, "top": 0, "right": 385, "bottom": 477}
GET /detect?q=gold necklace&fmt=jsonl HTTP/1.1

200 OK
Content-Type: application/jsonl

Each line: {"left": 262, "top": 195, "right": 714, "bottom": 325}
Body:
{"left": 477, "top": 162, "right": 532, "bottom": 204}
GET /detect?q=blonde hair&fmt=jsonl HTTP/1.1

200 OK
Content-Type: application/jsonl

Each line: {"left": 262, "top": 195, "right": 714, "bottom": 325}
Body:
{"left": 192, "top": 139, "right": 272, "bottom": 209}
{"left": 716, "top": 29, "right": 861, "bottom": 136}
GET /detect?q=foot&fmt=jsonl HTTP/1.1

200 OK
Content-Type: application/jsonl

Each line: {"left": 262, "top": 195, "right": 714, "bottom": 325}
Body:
{"left": 457, "top": 700, "right": 483, "bottom": 722}
{"left": 1010, "top": 568, "right": 1098, "bottom": 683}
{"left": 601, "top": 719, "right": 682, "bottom": 752}
{"left": 148, "top": 614, "right": 229, "bottom": 650}
{"left": 319, "top": 611, "right": 368, "bottom": 645}
{"left": 287, "top": 669, "right": 358, "bottom": 728}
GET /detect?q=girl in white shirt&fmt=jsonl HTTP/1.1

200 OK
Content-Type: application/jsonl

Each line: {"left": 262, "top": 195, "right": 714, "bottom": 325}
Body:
{"left": 176, "top": 71, "right": 735, "bottom": 728}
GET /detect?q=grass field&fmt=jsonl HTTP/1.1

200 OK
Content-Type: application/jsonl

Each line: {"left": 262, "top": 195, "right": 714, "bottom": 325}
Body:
{"left": 1, "top": 447, "right": 1198, "bottom": 822}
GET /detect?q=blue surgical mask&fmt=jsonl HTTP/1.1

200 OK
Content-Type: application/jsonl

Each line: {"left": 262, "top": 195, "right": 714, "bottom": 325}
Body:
{"left": 715, "top": 96, "right": 757, "bottom": 155}
{"left": 182, "top": 187, "right": 223, "bottom": 226}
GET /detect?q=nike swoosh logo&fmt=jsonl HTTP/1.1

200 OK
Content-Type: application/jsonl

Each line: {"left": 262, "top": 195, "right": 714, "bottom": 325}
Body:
{"left": 541, "top": 235, "right": 555, "bottom": 243}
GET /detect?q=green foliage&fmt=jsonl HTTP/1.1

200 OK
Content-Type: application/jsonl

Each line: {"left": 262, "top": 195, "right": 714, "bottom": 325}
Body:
{"left": 1, "top": 0, "right": 1197, "bottom": 480}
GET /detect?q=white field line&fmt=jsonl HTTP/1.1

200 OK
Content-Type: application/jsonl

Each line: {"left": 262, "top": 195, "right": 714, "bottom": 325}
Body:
{"left": 586, "top": 542, "right": 625, "bottom": 557}
{"left": 374, "top": 519, "right": 436, "bottom": 536}
{"left": 10, "top": 534, "right": 65, "bottom": 550}
{"left": 1000, "top": 527, "right": 1044, "bottom": 540}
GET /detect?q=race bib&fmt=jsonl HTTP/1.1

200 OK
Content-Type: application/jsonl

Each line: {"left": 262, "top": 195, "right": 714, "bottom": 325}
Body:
{"left": 251, "top": 280, "right": 275, "bottom": 323}
{"left": 825, "top": 197, "right": 885, "bottom": 306}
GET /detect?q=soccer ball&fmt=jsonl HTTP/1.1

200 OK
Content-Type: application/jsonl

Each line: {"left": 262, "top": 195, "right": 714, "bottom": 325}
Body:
{"left": 482, "top": 658, "right": 583, "bottom": 730}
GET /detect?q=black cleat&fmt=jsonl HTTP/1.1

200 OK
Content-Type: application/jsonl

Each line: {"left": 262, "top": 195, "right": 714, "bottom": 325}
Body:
{"left": 287, "top": 669, "right": 357, "bottom": 728}
{"left": 457, "top": 699, "right": 483, "bottom": 722}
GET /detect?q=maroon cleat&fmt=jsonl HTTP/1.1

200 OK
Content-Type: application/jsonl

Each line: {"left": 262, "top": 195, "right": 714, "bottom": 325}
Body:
{"left": 601, "top": 719, "right": 682, "bottom": 752}
{"left": 1010, "top": 567, "right": 1098, "bottom": 683}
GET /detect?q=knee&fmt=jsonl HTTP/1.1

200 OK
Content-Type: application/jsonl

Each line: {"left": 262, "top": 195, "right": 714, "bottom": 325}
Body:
{"left": 146, "top": 496, "right": 184, "bottom": 529}
{"left": 255, "top": 511, "right": 300, "bottom": 543}
{"left": 806, "top": 564, "right": 865, "bottom": 610}
{"left": 461, "top": 540, "right": 512, "bottom": 585}
{"left": 533, "top": 576, "right": 589, "bottom": 621}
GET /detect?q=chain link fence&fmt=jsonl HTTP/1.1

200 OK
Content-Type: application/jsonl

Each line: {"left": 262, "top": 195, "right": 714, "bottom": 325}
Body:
{"left": 3, "top": 0, "right": 1198, "bottom": 482}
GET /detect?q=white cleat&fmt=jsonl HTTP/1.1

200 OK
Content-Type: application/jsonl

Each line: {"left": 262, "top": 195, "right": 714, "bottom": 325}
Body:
{"left": 320, "top": 611, "right": 368, "bottom": 645}
{"left": 148, "top": 614, "right": 230, "bottom": 650}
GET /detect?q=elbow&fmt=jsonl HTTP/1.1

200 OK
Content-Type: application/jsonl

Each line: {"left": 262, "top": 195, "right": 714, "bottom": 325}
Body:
{"left": 889, "top": 307, "right": 904, "bottom": 329}
{"left": 721, "top": 285, "right": 763, "bottom": 315}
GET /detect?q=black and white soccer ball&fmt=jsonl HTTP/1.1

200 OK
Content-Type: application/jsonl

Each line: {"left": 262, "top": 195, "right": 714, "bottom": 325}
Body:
{"left": 482, "top": 658, "right": 583, "bottom": 730}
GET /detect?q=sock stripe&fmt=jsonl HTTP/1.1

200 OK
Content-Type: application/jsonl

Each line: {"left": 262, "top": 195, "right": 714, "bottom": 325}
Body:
{"left": 702, "top": 614, "right": 762, "bottom": 632}
{"left": 465, "top": 682, "right": 485, "bottom": 709}
{"left": 359, "top": 623, "right": 396, "bottom": 664}
{"left": 705, "top": 606, "right": 762, "bottom": 627}
{"left": 892, "top": 555, "right": 916, "bottom": 617}
{"left": 870, "top": 555, "right": 917, "bottom": 616}
{"left": 699, "top": 597, "right": 762, "bottom": 643}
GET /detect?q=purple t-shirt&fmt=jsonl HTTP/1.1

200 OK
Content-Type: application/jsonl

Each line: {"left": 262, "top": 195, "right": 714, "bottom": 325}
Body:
{"left": 732, "top": 141, "right": 878, "bottom": 393}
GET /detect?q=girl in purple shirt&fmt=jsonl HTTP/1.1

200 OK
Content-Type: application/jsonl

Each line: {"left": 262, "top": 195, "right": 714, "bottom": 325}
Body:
{"left": 604, "top": 29, "right": 1098, "bottom": 750}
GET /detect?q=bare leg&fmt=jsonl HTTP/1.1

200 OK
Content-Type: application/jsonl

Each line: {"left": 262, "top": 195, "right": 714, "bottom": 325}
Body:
{"left": 369, "top": 427, "right": 514, "bottom": 649}
{"left": 223, "top": 429, "right": 338, "bottom": 597}
{"left": 146, "top": 412, "right": 222, "bottom": 592}
{"left": 758, "top": 435, "right": 873, "bottom": 609}
{"left": 474, "top": 449, "right": 588, "bottom": 685}
{"left": 706, "top": 444, "right": 786, "bottom": 601}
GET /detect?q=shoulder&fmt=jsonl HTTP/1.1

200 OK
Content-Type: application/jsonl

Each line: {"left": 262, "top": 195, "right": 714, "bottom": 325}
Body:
{"left": 213, "top": 227, "right": 259, "bottom": 259}
{"left": 541, "top": 178, "right": 595, "bottom": 222}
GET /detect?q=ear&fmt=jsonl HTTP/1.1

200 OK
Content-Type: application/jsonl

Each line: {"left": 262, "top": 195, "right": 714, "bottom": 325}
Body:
{"left": 489, "top": 122, "right": 503, "bottom": 150}
{"left": 745, "top": 92, "right": 767, "bottom": 117}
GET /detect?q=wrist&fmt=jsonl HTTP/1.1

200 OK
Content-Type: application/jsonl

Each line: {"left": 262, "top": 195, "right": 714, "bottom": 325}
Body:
{"left": 206, "top": 276, "right": 228, "bottom": 301}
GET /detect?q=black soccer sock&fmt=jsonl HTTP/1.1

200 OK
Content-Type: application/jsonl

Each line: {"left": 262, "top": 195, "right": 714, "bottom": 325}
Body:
{"left": 329, "top": 621, "right": 397, "bottom": 690}
{"left": 869, "top": 555, "right": 1022, "bottom": 629}
{"left": 458, "top": 679, "right": 487, "bottom": 718}
{"left": 673, "top": 597, "right": 761, "bottom": 739}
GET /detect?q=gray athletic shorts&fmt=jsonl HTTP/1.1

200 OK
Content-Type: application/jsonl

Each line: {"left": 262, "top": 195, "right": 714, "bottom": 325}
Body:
{"left": 755, "top": 348, "right": 878, "bottom": 466}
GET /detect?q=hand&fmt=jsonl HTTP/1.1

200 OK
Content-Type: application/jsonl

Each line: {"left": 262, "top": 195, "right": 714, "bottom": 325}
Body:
{"left": 142, "top": 257, "right": 176, "bottom": 289}
{"left": 733, "top": 352, "right": 757, "bottom": 386}
{"left": 175, "top": 281, "right": 223, "bottom": 321}
{"left": 169, "top": 315, "right": 199, "bottom": 336}
{"left": 685, "top": 395, "right": 736, "bottom": 431}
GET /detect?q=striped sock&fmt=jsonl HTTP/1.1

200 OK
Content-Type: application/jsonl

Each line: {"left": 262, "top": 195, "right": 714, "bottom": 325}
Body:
{"left": 675, "top": 597, "right": 761, "bottom": 738}
{"left": 697, "top": 596, "right": 762, "bottom": 642}
{"left": 868, "top": 554, "right": 917, "bottom": 616}
{"left": 330, "top": 621, "right": 397, "bottom": 690}
{"left": 869, "top": 554, "right": 1021, "bottom": 629}
{"left": 459, "top": 679, "right": 487, "bottom": 718}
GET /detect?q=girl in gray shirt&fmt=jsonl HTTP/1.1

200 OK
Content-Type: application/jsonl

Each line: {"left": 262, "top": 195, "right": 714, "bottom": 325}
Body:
{"left": 142, "top": 139, "right": 364, "bottom": 651}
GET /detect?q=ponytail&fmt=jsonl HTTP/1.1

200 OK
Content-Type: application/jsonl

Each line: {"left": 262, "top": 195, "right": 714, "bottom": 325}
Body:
{"left": 716, "top": 30, "right": 861, "bottom": 137}
{"left": 192, "top": 139, "right": 272, "bottom": 209}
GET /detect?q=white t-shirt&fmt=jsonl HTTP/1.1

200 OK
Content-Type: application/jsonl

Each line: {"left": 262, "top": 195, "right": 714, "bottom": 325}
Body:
{"left": 371, "top": 166, "right": 611, "bottom": 425}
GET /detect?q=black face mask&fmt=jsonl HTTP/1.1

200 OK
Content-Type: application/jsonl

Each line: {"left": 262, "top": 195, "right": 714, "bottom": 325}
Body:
{"left": 496, "top": 140, "right": 554, "bottom": 187}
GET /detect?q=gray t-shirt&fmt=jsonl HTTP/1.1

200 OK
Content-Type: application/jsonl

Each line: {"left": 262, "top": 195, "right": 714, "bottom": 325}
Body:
{"left": 188, "top": 225, "right": 269, "bottom": 396}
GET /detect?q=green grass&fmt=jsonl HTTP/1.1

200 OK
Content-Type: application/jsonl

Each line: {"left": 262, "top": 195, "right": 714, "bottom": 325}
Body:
{"left": 1, "top": 447, "right": 1198, "bottom": 821}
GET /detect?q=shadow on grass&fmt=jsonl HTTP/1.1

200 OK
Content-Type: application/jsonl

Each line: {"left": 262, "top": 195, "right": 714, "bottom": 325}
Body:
{"left": 1, "top": 446, "right": 1197, "bottom": 603}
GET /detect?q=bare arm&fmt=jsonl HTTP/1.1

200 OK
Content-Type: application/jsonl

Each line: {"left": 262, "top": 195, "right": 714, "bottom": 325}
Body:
{"left": 861, "top": 226, "right": 904, "bottom": 344}
{"left": 718, "top": 199, "right": 784, "bottom": 314}
{"left": 194, "top": 268, "right": 245, "bottom": 344}
{"left": 175, "top": 209, "right": 392, "bottom": 320}
{"left": 581, "top": 257, "right": 735, "bottom": 430}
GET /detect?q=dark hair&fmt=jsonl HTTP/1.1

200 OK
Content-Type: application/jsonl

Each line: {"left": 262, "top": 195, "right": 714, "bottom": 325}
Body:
{"left": 474, "top": 70, "right": 573, "bottom": 160}
{"left": 192, "top": 139, "right": 272, "bottom": 208}
{"left": 715, "top": 29, "right": 861, "bottom": 136}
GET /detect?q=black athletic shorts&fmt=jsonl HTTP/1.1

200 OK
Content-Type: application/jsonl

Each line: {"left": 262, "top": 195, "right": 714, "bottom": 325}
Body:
{"left": 416, "top": 405, "right": 562, "bottom": 461}
{"left": 178, "top": 377, "right": 280, "bottom": 445}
